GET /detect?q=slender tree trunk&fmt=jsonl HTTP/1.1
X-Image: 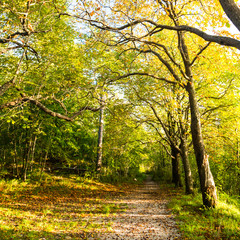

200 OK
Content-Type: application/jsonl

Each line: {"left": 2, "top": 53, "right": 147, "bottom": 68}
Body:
{"left": 236, "top": 128, "right": 239, "bottom": 162}
{"left": 2, "top": 150, "right": 6, "bottom": 172}
{"left": 186, "top": 81, "right": 217, "bottom": 207}
{"left": 22, "top": 139, "right": 32, "bottom": 181}
{"left": 96, "top": 97, "right": 104, "bottom": 172}
{"left": 180, "top": 136, "right": 194, "bottom": 194}
{"left": 161, "top": 150, "right": 166, "bottom": 167}
{"left": 21, "top": 130, "right": 34, "bottom": 181}
{"left": 30, "top": 135, "right": 37, "bottom": 172}
{"left": 14, "top": 141, "right": 19, "bottom": 178}
{"left": 40, "top": 150, "right": 48, "bottom": 182}
{"left": 171, "top": 146, "right": 182, "bottom": 187}
{"left": 39, "top": 136, "right": 51, "bottom": 181}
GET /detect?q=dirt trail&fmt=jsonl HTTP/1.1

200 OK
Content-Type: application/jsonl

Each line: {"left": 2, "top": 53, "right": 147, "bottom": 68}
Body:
{"left": 91, "top": 176, "right": 181, "bottom": 240}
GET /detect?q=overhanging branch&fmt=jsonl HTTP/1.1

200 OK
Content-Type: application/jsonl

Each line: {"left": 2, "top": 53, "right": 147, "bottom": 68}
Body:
{"left": 61, "top": 13, "right": 240, "bottom": 50}
{"left": 0, "top": 97, "right": 100, "bottom": 121}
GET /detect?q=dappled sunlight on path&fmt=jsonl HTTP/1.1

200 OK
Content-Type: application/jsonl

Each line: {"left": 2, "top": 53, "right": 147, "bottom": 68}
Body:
{"left": 90, "top": 177, "right": 181, "bottom": 240}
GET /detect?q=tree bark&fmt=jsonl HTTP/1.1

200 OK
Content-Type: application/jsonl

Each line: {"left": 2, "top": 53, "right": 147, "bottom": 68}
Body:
{"left": 179, "top": 136, "right": 194, "bottom": 194}
{"left": 219, "top": 0, "right": 240, "bottom": 32}
{"left": 171, "top": 146, "right": 182, "bottom": 187}
{"left": 186, "top": 81, "right": 217, "bottom": 207}
{"left": 176, "top": 26, "right": 217, "bottom": 206}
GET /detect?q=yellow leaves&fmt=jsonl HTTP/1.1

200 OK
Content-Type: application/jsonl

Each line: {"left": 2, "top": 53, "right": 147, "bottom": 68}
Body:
{"left": 89, "top": 7, "right": 101, "bottom": 16}
{"left": 28, "top": 23, "right": 33, "bottom": 31}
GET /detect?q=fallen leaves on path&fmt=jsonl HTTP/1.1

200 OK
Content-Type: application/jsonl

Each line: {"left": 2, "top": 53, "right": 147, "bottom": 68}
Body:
{"left": 91, "top": 177, "right": 181, "bottom": 240}
{"left": 0, "top": 176, "right": 181, "bottom": 239}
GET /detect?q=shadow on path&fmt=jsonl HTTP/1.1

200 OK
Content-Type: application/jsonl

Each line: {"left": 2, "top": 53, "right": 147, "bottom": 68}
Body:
{"left": 90, "top": 176, "right": 181, "bottom": 240}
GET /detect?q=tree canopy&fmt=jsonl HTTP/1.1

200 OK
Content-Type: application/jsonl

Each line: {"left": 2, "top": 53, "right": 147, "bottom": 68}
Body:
{"left": 0, "top": 0, "right": 240, "bottom": 208}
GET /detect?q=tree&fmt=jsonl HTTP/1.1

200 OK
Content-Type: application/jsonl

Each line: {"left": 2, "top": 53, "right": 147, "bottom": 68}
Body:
{"left": 0, "top": 0, "right": 101, "bottom": 122}
{"left": 0, "top": 1, "right": 105, "bottom": 180}
{"left": 198, "top": 66, "right": 240, "bottom": 195}
{"left": 63, "top": 0, "right": 240, "bottom": 207}
{"left": 126, "top": 78, "right": 193, "bottom": 193}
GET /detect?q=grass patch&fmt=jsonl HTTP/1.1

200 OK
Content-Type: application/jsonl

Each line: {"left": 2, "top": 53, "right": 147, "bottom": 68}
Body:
{"left": 168, "top": 188, "right": 240, "bottom": 239}
{"left": 0, "top": 174, "right": 128, "bottom": 240}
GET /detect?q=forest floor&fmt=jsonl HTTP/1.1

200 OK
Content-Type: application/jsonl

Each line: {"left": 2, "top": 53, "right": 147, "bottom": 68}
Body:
{"left": 0, "top": 175, "right": 181, "bottom": 240}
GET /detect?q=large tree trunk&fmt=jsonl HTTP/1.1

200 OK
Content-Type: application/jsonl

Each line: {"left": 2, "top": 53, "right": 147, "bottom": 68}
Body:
{"left": 171, "top": 146, "right": 182, "bottom": 187}
{"left": 219, "top": 0, "right": 240, "bottom": 32}
{"left": 186, "top": 81, "right": 217, "bottom": 207}
{"left": 176, "top": 27, "right": 217, "bottom": 206}
{"left": 180, "top": 136, "right": 194, "bottom": 194}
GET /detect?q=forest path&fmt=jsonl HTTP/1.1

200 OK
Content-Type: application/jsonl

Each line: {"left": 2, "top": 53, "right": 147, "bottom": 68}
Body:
{"left": 91, "top": 176, "right": 181, "bottom": 240}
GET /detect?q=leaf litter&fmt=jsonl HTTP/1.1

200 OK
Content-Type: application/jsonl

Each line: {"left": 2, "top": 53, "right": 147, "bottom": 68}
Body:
{"left": 0, "top": 176, "right": 181, "bottom": 239}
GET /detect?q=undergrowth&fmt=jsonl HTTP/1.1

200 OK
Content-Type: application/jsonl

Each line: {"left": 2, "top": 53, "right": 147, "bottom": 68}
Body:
{"left": 168, "top": 188, "right": 240, "bottom": 239}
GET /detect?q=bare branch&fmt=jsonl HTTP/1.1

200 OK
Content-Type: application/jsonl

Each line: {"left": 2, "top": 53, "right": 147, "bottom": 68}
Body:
{"left": 0, "top": 97, "right": 100, "bottom": 121}
{"left": 52, "top": 96, "right": 68, "bottom": 114}
{"left": 0, "top": 31, "right": 29, "bottom": 44}
{"left": 204, "top": 78, "right": 235, "bottom": 100}
{"left": 153, "top": 24, "right": 240, "bottom": 50}
{"left": 150, "top": 104, "right": 180, "bottom": 153}
{"left": 139, "top": 48, "right": 184, "bottom": 82}
{"left": 0, "top": 29, "right": 51, "bottom": 45}
{"left": 202, "top": 104, "right": 233, "bottom": 116}
{"left": 190, "top": 42, "right": 212, "bottom": 66}
{"left": 60, "top": 13, "right": 240, "bottom": 50}
{"left": 147, "top": 121, "right": 174, "bottom": 157}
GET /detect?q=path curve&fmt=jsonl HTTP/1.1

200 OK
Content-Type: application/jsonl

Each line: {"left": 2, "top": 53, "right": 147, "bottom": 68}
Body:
{"left": 92, "top": 176, "right": 181, "bottom": 240}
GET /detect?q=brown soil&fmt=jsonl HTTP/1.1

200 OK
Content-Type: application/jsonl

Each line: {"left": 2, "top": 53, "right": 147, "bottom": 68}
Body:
{"left": 90, "top": 176, "right": 181, "bottom": 240}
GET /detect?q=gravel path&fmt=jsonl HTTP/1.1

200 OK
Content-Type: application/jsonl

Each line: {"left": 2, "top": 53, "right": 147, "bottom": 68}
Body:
{"left": 92, "top": 177, "right": 181, "bottom": 240}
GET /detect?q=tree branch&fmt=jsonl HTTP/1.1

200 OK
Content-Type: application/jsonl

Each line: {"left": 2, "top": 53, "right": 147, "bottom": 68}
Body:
{"left": 0, "top": 97, "right": 100, "bottom": 121}
{"left": 190, "top": 42, "right": 212, "bottom": 66}
{"left": 62, "top": 13, "right": 240, "bottom": 50}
